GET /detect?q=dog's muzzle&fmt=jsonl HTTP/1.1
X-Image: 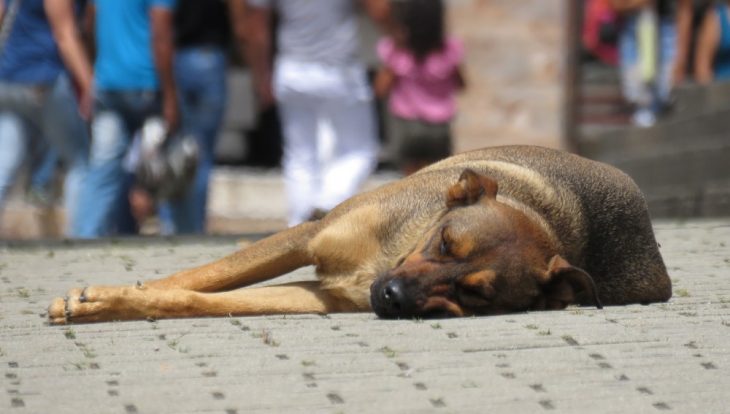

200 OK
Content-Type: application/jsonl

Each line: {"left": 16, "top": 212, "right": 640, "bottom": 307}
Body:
{"left": 370, "top": 278, "right": 419, "bottom": 319}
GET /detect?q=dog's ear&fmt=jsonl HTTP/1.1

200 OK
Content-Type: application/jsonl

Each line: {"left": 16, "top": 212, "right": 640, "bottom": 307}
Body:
{"left": 446, "top": 169, "right": 498, "bottom": 208}
{"left": 538, "top": 255, "right": 602, "bottom": 310}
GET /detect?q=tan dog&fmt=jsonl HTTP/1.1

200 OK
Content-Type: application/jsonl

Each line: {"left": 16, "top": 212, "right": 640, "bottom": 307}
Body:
{"left": 48, "top": 145, "right": 671, "bottom": 324}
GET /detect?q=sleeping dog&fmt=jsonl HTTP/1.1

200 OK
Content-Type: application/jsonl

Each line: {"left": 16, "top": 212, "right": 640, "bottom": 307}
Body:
{"left": 48, "top": 145, "right": 671, "bottom": 323}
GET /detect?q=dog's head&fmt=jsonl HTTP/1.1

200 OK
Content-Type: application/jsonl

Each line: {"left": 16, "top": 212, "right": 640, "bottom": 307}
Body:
{"left": 370, "top": 169, "right": 601, "bottom": 319}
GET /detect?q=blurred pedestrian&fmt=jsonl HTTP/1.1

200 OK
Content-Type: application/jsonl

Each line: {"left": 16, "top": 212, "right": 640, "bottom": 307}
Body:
{"left": 246, "top": 0, "right": 389, "bottom": 226}
{"left": 73, "top": 0, "right": 178, "bottom": 238}
{"left": 156, "top": 0, "right": 248, "bottom": 235}
{"left": 26, "top": 146, "right": 58, "bottom": 207}
{"left": 611, "top": 0, "right": 678, "bottom": 127}
{"left": 374, "top": 0, "right": 465, "bottom": 176}
{"left": 583, "top": 0, "right": 620, "bottom": 66}
{"left": 0, "top": 0, "right": 92, "bottom": 234}
{"left": 694, "top": 0, "right": 730, "bottom": 83}
{"left": 671, "top": 0, "right": 720, "bottom": 86}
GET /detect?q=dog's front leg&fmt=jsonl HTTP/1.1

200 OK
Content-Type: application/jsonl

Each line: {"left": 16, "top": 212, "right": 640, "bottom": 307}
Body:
{"left": 48, "top": 281, "right": 369, "bottom": 324}
{"left": 144, "top": 221, "right": 321, "bottom": 292}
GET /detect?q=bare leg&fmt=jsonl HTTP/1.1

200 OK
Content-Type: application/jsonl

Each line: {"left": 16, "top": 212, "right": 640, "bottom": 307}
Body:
{"left": 48, "top": 281, "right": 368, "bottom": 324}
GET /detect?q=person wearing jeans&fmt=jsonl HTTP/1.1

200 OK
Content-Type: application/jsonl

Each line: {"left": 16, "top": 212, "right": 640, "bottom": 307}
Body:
{"left": 74, "top": 91, "right": 163, "bottom": 236}
{"left": 157, "top": 48, "right": 225, "bottom": 234}
{"left": 0, "top": 0, "right": 92, "bottom": 235}
{"left": 0, "top": 78, "right": 89, "bottom": 231}
{"left": 27, "top": 146, "right": 59, "bottom": 206}
{"left": 157, "top": 0, "right": 247, "bottom": 234}
{"left": 73, "top": 0, "right": 178, "bottom": 238}
{"left": 613, "top": 0, "right": 678, "bottom": 127}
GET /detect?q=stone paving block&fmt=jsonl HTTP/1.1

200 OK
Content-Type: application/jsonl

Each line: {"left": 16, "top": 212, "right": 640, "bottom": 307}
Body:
{"left": 1, "top": 220, "right": 729, "bottom": 413}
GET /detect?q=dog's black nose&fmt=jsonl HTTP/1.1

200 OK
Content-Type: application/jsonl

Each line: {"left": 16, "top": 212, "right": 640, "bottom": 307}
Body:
{"left": 382, "top": 279, "right": 405, "bottom": 310}
{"left": 372, "top": 278, "right": 418, "bottom": 318}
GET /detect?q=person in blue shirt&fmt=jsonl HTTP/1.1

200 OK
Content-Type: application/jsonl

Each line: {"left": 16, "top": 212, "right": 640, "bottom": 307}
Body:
{"left": 0, "top": 0, "right": 92, "bottom": 235}
{"left": 73, "top": 0, "right": 178, "bottom": 238}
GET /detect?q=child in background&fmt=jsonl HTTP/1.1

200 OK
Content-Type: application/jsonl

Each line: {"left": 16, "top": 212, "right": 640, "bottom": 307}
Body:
{"left": 375, "top": 0, "right": 465, "bottom": 175}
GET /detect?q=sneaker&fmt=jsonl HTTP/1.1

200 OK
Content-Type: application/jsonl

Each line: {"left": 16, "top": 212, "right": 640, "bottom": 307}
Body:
{"left": 631, "top": 108, "right": 656, "bottom": 128}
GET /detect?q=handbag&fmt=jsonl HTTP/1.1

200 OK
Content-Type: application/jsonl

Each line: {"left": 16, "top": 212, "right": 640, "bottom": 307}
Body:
{"left": 133, "top": 117, "right": 200, "bottom": 201}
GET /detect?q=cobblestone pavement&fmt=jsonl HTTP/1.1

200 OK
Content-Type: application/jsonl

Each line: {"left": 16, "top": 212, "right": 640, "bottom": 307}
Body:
{"left": 1, "top": 219, "right": 728, "bottom": 413}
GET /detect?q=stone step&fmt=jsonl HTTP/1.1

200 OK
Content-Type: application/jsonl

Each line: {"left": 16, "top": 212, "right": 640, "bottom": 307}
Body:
{"left": 579, "top": 104, "right": 730, "bottom": 218}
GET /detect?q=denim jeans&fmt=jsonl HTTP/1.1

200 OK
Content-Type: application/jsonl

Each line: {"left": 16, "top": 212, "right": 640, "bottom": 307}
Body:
{"left": 72, "top": 90, "right": 161, "bottom": 238}
{"left": 0, "top": 75, "right": 89, "bottom": 233}
{"left": 30, "top": 146, "right": 58, "bottom": 195}
{"left": 618, "top": 11, "right": 676, "bottom": 113}
{"left": 158, "top": 46, "right": 227, "bottom": 234}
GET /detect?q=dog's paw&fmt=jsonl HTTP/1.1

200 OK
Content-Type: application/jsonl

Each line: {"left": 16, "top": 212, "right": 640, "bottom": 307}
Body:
{"left": 47, "top": 285, "right": 140, "bottom": 324}
{"left": 48, "top": 295, "right": 72, "bottom": 325}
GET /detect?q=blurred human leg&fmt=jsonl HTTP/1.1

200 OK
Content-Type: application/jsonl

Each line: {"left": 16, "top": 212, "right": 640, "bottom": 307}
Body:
{"left": 27, "top": 145, "right": 58, "bottom": 206}
{"left": 278, "top": 100, "right": 321, "bottom": 227}
{"left": 42, "top": 74, "right": 90, "bottom": 232}
{"left": 0, "top": 76, "right": 89, "bottom": 232}
{"left": 72, "top": 106, "right": 130, "bottom": 238}
{"left": 279, "top": 83, "right": 320, "bottom": 226}
{"left": 273, "top": 59, "right": 326, "bottom": 227}
{"left": 619, "top": 13, "right": 655, "bottom": 126}
{"left": 318, "top": 96, "right": 378, "bottom": 211}
{"left": 160, "top": 47, "right": 227, "bottom": 234}
{"left": 115, "top": 172, "right": 139, "bottom": 235}
{"left": 73, "top": 90, "right": 161, "bottom": 237}
{"left": 274, "top": 59, "right": 377, "bottom": 225}
{"left": 656, "top": 16, "right": 677, "bottom": 109}
{"left": 316, "top": 63, "right": 378, "bottom": 212}
{"left": 619, "top": 16, "right": 642, "bottom": 100}
{"left": 0, "top": 112, "right": 28, "bottom": 207}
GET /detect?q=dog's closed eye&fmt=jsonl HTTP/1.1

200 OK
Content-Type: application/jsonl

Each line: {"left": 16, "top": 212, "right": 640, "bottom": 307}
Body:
{"left": 440, "top": 236, "right": 450, "bottom": 256}
{"left": 437, "top": 226, "right": 475, "bottom": 259}
{"left": 439, "top": 227, "right": 453, "bottom": 257}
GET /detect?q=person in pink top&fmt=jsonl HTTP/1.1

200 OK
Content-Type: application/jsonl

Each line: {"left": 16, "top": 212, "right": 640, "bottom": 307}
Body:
{"left": 375, "top": 0, "right": 466, "bottom": 175}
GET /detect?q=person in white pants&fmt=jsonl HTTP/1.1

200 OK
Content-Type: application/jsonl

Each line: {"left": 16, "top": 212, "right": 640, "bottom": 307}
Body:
{"left": 246, "top": 0, "right": 390, "bottom": 226}
{"left": 275, "top": 59, "right": 378, "bottom": 225}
